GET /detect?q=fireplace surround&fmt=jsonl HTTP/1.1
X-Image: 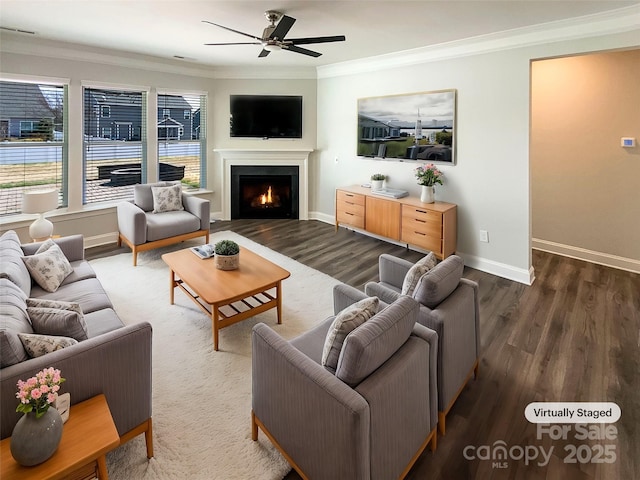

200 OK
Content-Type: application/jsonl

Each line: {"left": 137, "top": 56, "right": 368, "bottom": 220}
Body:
{"left": 215, "top": 149, "right": 312, "bottom": 220}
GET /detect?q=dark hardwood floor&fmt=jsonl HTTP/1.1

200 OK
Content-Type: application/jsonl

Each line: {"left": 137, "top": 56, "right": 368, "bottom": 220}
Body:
{"left": 93, "top": 219, "right": 640, "bottom": 479}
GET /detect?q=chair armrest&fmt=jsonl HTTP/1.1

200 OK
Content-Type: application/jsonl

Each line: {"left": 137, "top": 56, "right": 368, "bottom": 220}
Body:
{"left": 117, "top": 201, "right": 147, "bottom": 245}
{"left": 411, "top": 323, "right": 439, "bottom": 428}
{"left": 364, "top": 281, "right": 401, "bottom": 306}
{"left": 378, "top": 254, "right": 413, "bottom": 288}
{"left": 182, "top": 194, "right": 210, "bottom": 231}
{"left": 0, "top": 322, "right": 153, "bottom": 440}
{"left": 21, "top": 234, "right": 85, "bottom": 262}
{"left": 332, "top": 284, "right": 369, "bottom": 314}
{"left": 252, "top": 323, "right": 370, "bottom": 479}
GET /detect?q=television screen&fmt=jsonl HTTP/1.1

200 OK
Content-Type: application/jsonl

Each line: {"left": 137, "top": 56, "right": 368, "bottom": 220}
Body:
{"left": 230, "top": 95, "right": 303, "bottom": 139}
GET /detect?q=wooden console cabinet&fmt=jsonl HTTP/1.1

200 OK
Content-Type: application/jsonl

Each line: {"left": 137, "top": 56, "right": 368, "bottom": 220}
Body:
{"left": 335, "top": 185, "right": 457, "bottom": 259}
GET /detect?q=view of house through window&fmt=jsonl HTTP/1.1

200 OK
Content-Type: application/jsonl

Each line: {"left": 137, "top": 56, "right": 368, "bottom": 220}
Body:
{"left": 0, "top": 80, "right": 66, "bottom": 216}
{"left": 83, "top": 87, "right": 147, "bottom": 204}
{"left": 157, "top": 92, "right": 206, "bottom": 190}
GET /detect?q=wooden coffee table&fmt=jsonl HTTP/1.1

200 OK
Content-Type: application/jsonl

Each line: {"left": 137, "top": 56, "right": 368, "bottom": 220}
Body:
{"left": 162, "top": 246, "right": 291, "bottom": 351}
{"left": 0, "top": 394, "right": 119, "bottom": 480}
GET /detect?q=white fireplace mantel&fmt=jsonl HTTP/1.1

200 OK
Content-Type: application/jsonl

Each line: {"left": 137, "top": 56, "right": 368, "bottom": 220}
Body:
{"left": 214, "top": 149, "right": 313, "bottom": 220}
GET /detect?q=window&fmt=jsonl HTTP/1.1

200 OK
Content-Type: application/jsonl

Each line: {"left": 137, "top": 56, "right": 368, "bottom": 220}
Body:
{"left": 0, "top": 80, "right": 67, "bottom": 216}
{"left": 83, "top": 86, "right": 146, "bottom": 204}
{"left": 162, "top": 109, "right": 170, "bottom": 119}
{"left": 157, "top": 92, "right": 206, "bottom": 189}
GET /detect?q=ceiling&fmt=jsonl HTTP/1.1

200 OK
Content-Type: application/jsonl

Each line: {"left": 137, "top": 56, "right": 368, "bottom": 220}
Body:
{"left": 1, "top": 1, "right": 638, "bottom": 68}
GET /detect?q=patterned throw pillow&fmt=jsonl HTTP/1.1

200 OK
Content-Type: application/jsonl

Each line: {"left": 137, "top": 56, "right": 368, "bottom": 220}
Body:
{"left": 22, "top": 240, "right": 73, "bottom": 293}
{"left": 401, "top": 252, "right": 438, "bottom": 296}
{"left": 26, "top": 298, "right": 83, "bottom": 316}
{"left": 18, "top": 333, "right": 78, "bottom": 358}
{"left": 27, "top": 306, "right": 89, "bottom": 341}
{"left": 151, "top": 184, "right": 184, "bottom": 213}
{"left": 321, "top": 296, "right": 379, "bottom": 374}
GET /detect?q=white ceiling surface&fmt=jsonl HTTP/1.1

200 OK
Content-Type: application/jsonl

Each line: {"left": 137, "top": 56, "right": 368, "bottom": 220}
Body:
{"left": 1, "top": 1, "right": 638, "bottom": 68}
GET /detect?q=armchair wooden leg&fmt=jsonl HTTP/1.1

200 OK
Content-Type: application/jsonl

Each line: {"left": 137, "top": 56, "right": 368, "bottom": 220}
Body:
{"left": 133, "top": 247, "right": 138, "bottom": 266}
{"left": 438, "top": 411, "right": 446, "bottom": 436}
{"left": 251, "top": 410, "right": 258, "bottom": 441}
{"left": 145, "top": 418, "right": 154, "bottom": 459}
{"left": 430, "top": 429, "right": 437, "bottom": 452}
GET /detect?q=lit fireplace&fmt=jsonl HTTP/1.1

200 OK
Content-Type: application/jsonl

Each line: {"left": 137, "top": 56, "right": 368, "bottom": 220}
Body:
{"left": 251, "top": 186, "right": 282, "bottom": 208}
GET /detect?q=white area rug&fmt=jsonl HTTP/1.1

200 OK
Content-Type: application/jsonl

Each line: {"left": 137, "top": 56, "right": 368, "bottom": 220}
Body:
{"left": 90, "top": 231, "right": 342, "bottom": 479}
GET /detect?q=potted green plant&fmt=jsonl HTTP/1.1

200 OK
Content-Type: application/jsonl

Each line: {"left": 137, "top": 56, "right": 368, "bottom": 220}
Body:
{"left": 370, "top": 173, "right": 386, "bottom": 191}
{"left": 214, "top": 240, "right": 240, "bottom": 270}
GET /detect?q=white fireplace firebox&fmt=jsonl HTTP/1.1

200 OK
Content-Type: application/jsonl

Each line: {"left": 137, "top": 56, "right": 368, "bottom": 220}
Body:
{"left": 215, "top": 149, "right": 312, "bottom": 220}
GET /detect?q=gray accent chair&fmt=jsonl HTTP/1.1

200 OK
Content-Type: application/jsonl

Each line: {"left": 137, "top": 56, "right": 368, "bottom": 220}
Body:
{"left": 117, "top": 181, "right": 210, "bottom": 265}
{"left": 251, "top": 284, "right": 439, "bottom": 480}
{"left": 365, "top": 254, "right": 480, "bottom": 436}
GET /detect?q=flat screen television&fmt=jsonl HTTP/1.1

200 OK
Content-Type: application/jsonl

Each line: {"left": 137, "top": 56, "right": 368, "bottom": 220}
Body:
{"left": 230, "top": 95, "right": 303, "bottom": 139}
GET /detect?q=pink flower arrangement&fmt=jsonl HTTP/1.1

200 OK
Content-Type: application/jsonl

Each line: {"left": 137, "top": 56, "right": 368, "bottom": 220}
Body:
{"left": 16, "top": 368, "right": 65, "bottom": 418}
{"left": 415, "top": 163, "right": 444, "bottom": 187}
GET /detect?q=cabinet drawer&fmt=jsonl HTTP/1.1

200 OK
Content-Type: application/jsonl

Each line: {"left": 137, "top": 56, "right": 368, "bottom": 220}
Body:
{"left": 337, "top": 209, "right": 365, "bottom": 229}
{"left": 337, "top": 190, "right": 365, "bottom": 206}
{"left": 401, "top": 228, "right": 442, "bottom": 253}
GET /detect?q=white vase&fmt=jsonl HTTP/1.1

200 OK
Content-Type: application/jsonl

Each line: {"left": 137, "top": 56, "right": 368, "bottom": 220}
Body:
{"left": 420, "top": 185, "right": 435, "bottom": 203}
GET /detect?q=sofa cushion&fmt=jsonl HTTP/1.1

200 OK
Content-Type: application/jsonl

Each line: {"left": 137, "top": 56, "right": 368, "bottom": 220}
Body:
{"left": 23, "top": 239, "right": 73, "bottom": 293}
{"left": 0, "top": 278, "right": 33, "bottom": 367}
{"left": 0, "top": 230, "right": 32, "bottom": 297}
{"left": 145, "top": 210, "right": 201, "bottom": 242}
{"left": 336, "top": 296, "right": 418, "bottom": 387}
{"left": 134, "top": 181, "right": 177, "bottom": 212}
{"left": 401, "top": 252, "right": 438, "bottom": 296}
{"left": 30, "top": 278, "right": 113, "bottom": 314}
{"left": 321, "top": 297, "right": 378, "bottom": 374}
{"left": 18, "top": 333, "right": 78, "bottom": 358}
{"left": 84, "top": 308, "right": 125, "bottom": 338}
{"left": 27, "top": 306, "right": 89, "bottom": 341}
{"left": 413, "top": 255, "right": 464, "bottom": 308}
{"left": 151, "top": 184, "right": 184, "bottom": 213}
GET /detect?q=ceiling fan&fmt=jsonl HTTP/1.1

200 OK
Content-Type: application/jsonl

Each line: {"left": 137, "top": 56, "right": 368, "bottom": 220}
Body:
{"left": 203, "top": 10, "right": 346, "bottom": 58}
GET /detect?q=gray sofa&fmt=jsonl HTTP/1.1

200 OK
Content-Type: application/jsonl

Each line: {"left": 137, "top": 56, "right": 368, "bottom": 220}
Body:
{"left": 117, "top": 181, "right": 210, "bottom": 266}
{"left": 0, "top": 231, "right": 153, "bottom": 457}
{"left": 365, "top": 254, "right": 480, "bottom": 436}
{"left": 251, "top": 284, "right": 439, "bottom": 480}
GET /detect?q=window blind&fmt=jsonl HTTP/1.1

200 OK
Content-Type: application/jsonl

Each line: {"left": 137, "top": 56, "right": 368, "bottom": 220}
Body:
{"left": 157, "top": 93, "right": 206, "bottom": 189}
{"left": 0, "top": 80, "right": 66, "bottom": 216}
{"left": 83, "top": 86, "right": 146, "bottom": 204}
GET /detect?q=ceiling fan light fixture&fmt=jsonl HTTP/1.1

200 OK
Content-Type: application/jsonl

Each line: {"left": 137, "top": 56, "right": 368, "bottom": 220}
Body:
{"left": 263, "top": 43, "right": 281, "bottom": 52}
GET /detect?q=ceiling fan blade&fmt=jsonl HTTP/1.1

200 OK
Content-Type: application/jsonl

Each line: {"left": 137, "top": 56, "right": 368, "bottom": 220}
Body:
{"left": 258, "top": 49, "right": 270, "bottom": 58}
{"left": 287, "top": 35, "right": 346, "bottom": 45}
{"left": 269, "top": 14, "right": 296, "bottom": 40}
{"left": 284, "top": 45, "right": 322, "bottom": 58}
{"left": 205, "top": 42, "right": 262, "bottom": 46}
{"left": 201, "top": 20, "right": 261, "bottom": 41}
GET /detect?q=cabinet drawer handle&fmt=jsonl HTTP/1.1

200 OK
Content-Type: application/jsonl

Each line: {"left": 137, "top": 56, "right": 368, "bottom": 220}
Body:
{"left": 345, "top": 201, "right": 354, "bottom": 206}
{"left": 346, "top": 212, "right": 354, "bottom": 216}
{"left": 345, "top": 193, "right": 354, "bottom": 197}
{"left": 415, "top": 219, "right": 426, "bottom": 223}
{"left": 414, "top": 231, "right": 426, "bottom": 236}
{"left": 416, "top": 209, "right": 427, "bottom": 214}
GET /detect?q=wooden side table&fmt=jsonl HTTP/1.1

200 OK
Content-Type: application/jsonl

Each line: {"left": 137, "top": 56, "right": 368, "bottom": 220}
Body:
{"left": 0, "top": 394, "right": 120, "bottom": 480}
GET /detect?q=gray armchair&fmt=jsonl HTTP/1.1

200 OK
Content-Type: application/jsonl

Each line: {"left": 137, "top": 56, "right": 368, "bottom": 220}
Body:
{"left": 251, "top": 284, "right": 438, "bottom": 480}
{"left": 117, "top": 181, "right": 210, "bottom": 265}
{"left": 365, "top": 254, "right": 480, "bottom": 436}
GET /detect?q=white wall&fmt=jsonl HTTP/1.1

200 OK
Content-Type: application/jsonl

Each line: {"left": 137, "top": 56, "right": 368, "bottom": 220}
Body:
{"left": 314, "top": 29, "right": 640, "bottom": 283}
{"left": 0, "top": 39, "right": 316, "bottom": 241}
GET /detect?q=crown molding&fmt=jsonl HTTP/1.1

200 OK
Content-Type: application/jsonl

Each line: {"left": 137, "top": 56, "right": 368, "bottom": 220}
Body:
{"left": 0, "top": 33, "right": 317, "bottom": 80}
{"left": 317, "top": 4, "right": 640, "bottom": 78}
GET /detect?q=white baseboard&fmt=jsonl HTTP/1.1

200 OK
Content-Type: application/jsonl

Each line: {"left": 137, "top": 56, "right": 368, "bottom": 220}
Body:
{"left": 310, "top": 211, "right": 334, "bottom": 224}
{"left": 457, "top": 252, "right": 535, "bottom": 285}
{"left": 532, "top": 238, "right": 640, "bottom": 274}
{"left": 85, "top": 232, "right": 119, "bottom": 249}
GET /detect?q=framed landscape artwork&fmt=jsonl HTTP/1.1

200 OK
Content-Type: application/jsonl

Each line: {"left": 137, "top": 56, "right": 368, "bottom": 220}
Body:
{"left": 357, "top": 89, "right": 457, "bottom": 164}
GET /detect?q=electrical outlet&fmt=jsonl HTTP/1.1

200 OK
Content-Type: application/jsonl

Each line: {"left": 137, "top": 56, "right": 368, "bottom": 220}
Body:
{"left": 480, "top": 230, "right": 489, "bottom": 243}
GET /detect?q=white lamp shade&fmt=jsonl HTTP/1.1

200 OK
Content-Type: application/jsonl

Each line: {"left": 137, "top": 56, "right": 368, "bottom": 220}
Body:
{"left": 21, "top": 189, "right": 59, "bottom": 214}
{"left": 21, "top": 189, "right": 59, "bottom": 241}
